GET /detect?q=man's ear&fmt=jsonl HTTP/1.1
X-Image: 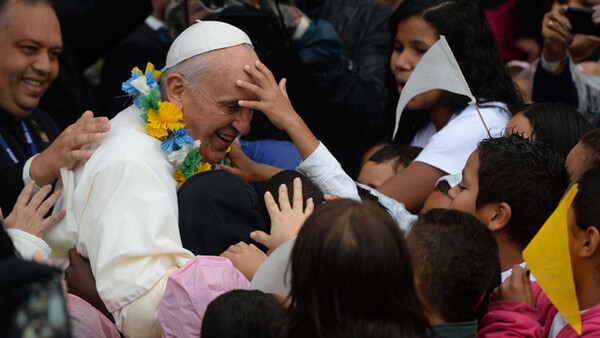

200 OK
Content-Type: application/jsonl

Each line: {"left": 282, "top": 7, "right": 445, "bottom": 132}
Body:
{"left": 579, "top": 226, "right": 600, "bottom": 259}
{"left": 482, "top": 202, "right": 512, "bottom": 232}
{"left": 165, "top": 73, "right": 186, "bottom": 109}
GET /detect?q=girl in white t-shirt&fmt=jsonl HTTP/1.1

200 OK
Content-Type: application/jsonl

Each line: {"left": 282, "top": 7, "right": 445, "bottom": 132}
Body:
{"left": 378, "top": 0, "right": 522, "bottom": 213}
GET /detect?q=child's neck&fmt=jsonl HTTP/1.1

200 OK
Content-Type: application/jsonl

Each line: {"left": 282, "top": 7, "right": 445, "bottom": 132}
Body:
{"left": 428, "top": 106, "right": 452, "bottom": 131}
{"left": 574, "top": 260, "right": 600, "bottom": 310}
{"left": 496, "top": 232, "right": 525, "bottom": 272}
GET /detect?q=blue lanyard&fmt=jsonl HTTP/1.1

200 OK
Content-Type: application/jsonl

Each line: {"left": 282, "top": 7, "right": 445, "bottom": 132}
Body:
{"left": 0, "top": 121, "right": 38, "bottom": 164}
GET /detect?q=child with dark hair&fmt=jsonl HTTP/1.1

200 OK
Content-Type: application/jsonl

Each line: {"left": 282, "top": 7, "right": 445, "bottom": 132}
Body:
{"left": 271, "top": 199, "right": 431, "bottom": 338}
{"left": 505, "top": 102, "right": 591, "bottom": 159}
{"left": 566, "top": 128, "right": 600, "bottom": 181}
{"left": 406, "top": 209, "right": 500, "bottom": 337}
{"left": 357, "top": 144, "right": 421, "bottom": 189}
{"left": 259, "top": 170, "right": 324, "bottom": 227}
{"left": 378, "top": 0, "right": 522, "bottom": 214}
{"left": 201, "top": 290, "right": 284, "bottom": 338}
{"left": 449, "top": 134, "right": 569, "bottom": 278}
{"left": 479, "top": 168, "right": 600, "bottom": 336}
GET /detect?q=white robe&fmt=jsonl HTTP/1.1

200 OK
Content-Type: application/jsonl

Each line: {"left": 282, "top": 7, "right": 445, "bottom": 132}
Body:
{"left": 11, "top": 105, "right": 194, "bottom": 314}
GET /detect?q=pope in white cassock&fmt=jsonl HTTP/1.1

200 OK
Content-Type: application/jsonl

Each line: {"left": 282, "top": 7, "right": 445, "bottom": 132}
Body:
{"left": 7, "top": 21, "right": 260, "bottom": 337}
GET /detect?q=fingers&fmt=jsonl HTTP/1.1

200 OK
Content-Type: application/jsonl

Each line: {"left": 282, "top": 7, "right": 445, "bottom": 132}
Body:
{"left": 68, "top": 247, "right": 84, "bottom": 263}
{"left": 278, "top": 78, "right": 290, "bottom": 100}
{"left": 216, "top": 164, "right": 239, "bottom": 176}
{"left": 250, "top": 230, "right": 271, "bottom": 248}
{"left": 278, "top": 184, "right": 291, "bottom": 211}
{"left": 242, "top": 60, "right": 276, "bottom": 88}
{"left": 15, "top": 181, "right": 36, "bottom": 208}
{"left": 64, "top": 149, "right": 94, "bottom": 168}
{"left": 41, "top": 210, "right": 66, "bottom": 234}
{"left": 264, "top": 191, "right": 280, "bottom": 216}
{"left": 305, "top": 197, "right": 314, "bottom": 215}
{"left": 37, "top": 189, "right": 61, "bottom": 215}
{"left": 292, "top": 177, "right": 303, "bottom": 210}
{"left": 27, "top": 184, "right": 52, "bottom": 213}
{"left": 323, "top": 194, "right": 341, "bottom": 202}
{"left": 236, "top": 79, "right": 265, "bottom": 98}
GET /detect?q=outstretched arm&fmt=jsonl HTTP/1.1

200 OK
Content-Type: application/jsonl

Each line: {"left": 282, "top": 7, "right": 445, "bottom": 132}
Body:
{"left": 219, "top": 60, "right": 320, "bottom": 183}
{"left": 237, "top": 61, "right": 319, "bottom": 159}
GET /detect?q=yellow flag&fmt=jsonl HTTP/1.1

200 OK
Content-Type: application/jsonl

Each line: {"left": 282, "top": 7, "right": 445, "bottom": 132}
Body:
{"left": 523, "top": 183, "right": 580, "bottom": 334}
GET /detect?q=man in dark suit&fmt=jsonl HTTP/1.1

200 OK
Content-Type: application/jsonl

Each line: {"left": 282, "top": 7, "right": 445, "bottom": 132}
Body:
{"left": 0, "top": 0, "right": 110, "bottom": 215}
{"left": 99, "top": 0, "right": 172, "bottom": 118}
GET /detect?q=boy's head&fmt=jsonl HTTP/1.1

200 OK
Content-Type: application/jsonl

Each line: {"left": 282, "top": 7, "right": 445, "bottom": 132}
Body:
{"left": 260, "top": 170, "right": 324, "bottom": 227}
{"left": 201, "top": 289, "right": 284, "bottom": 338}
{"left": 449, "top": 134, "right": 569, "bottom": 249}
{"left": 406, "top": 209, "right": 499, "bottom": 323}
{"left": 357, "top": 144, "right": 421, "bottom": 188}
{"left": 567, "top": 128, "right": 600, "bottom": 181}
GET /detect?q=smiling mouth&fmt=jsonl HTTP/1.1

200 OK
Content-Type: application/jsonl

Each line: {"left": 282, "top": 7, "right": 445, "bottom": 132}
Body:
{"left": 216, "top": 132, "right": 235, "bottom": 142}
{"left": 23, "top": 79, "right": 43, "bottom": 87}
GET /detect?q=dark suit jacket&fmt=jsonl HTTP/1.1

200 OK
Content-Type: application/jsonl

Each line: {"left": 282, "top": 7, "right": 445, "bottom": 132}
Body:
{"left": 99, "top": 22, "right": 171, "bottom": 119}
{"left": 0, "top": 108, "right": 61, "bottom": 214}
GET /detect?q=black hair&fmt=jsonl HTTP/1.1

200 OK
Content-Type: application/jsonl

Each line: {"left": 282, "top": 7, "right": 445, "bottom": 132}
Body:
{"left": 518, "top": 102, "right": 592, "bottom": 159}
{"left": 407, "top": 209, "right": 499, "bottom": 322}
{"left": 572, "top": 168, "right": 600, "bottom": 233}
{"left": 272, "top": 199, "right": 430, "bottom": 338}
{"left": 260, "top": 170, "right": 324, "bottom": 228}
{"left": 368, "top": 143, "right": 422, "bottom": 173}
{"left": 433, "top": 179, "right": 451, "bottom": 194}
{"left": 390, "top": 0, "right": 522, "bottom": 143}
{"left": 201, "top": 289, "right": 284, "bottom": 338}
{"left": 476, "top": 134, "right": 569, "bottom": 249}
{"left": 579, "top": 128, "right": 600, "bottom": 172}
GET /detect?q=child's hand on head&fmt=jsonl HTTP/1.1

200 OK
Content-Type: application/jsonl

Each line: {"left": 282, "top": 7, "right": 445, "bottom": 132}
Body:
{"left": 253, "top": 177, "right": 314, "bottom": 252}
{"left": 236, "top": 60, "right": 301, "bottom": 132}
{"left": 490, "top": 265, "right": 534, "bottom": 307}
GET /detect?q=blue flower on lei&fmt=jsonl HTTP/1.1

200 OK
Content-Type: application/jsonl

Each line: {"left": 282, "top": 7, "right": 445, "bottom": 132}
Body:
{"left": 122, "top": 72, "right": 160, "bottom": 107}
{"left": 161, "top": 128, "right": 194, "bottom": 153}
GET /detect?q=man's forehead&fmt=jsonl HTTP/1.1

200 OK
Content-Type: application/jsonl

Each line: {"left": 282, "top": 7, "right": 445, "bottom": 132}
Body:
{"left": 0, "top": 2, "right": 62, "bottom": 47}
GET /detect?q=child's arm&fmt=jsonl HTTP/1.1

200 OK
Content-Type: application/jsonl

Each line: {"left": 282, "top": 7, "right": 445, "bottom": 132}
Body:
{"left": 233, "top": 61, "right": 359, "bottom": 200}
{"left": 478, "top": 265, "right": 542, "bottom": 338}
{"left": 236, "top": 60, "right": 319, "bottom": 160}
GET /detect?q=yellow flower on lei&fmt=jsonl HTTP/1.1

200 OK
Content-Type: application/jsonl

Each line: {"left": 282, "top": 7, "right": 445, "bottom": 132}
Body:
{"left": 175, "top": 170, "right": 186, "bottom": 188}
{"left": 146, "top": 101, "right": 185, "bottom": 140}
{"left": 195, "top": 162, "right": 213, "bottom": 174}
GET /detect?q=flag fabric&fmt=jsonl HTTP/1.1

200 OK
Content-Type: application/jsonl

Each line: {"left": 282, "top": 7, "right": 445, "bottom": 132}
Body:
{"left": 523, "top": 184, "right": 581, "bottom": 335}
{"left": 393, "top": 35, "right": 476, "bottom": 138}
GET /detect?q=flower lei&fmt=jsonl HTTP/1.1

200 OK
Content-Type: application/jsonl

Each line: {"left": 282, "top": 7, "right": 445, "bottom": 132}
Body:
{"left": 122, "top": 63, "right": 231, "bottom": 188}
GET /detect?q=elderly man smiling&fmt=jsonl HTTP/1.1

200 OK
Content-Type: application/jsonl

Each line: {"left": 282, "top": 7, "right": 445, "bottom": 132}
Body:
{"left": 9, "top": 21, "right": 260, "bottom": 337}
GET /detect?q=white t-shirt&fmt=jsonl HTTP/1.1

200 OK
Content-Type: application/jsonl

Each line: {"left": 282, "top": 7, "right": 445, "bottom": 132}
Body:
{"left": 411, "top": 102, "right": 510, "bottom": 175}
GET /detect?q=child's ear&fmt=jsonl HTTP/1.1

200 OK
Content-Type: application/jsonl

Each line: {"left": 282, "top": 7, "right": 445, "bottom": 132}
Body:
{"left": 486, "top": 202, "right": 512, "bottom": 232}
{"left": 165, "top": 73, "right": 186, "bottom": 110}
{"left": 579, "top": 226, "right": 600, "bottom": 259}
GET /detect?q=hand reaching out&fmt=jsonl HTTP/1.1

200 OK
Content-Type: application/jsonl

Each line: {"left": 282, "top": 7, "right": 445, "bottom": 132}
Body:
{"left": 236, "top": 60, "right": 300, "bottom": 132}
{"left": 252, "top": 177, "right": 314, "bottom": 251}
{"left": 490, "top": 265, "right": 534, "bottom": 307}
{"left": 1, "top": 181, "right": 65, "bottom": 237}
{"left": 64, "top": 248, "right": 113, "bottom": 320}
{"left": 236, "top": 60, "right": 319, "bottom": 160}
{"left": 217, "top": 138, "right": 281, "bottom": 184}
{"left": 220, "top": 241, "right": 268, "bottom": 281}
{"left": 30, "top": 110, "right": 111, "bottom": 186}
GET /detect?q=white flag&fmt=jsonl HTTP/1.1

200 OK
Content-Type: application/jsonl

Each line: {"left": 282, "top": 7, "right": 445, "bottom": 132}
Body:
{"left": 393, "top": 35, "right": 476, "bottom": 138}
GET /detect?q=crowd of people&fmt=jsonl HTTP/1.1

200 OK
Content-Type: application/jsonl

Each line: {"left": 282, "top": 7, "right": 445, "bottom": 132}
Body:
{"left": 1, "top": 0, "right": 600, "bottom": 337}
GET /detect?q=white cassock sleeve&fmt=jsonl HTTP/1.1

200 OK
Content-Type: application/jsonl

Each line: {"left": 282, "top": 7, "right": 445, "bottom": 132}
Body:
{"left": 44, "top": 107, "right": 194, "bottom": 313}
